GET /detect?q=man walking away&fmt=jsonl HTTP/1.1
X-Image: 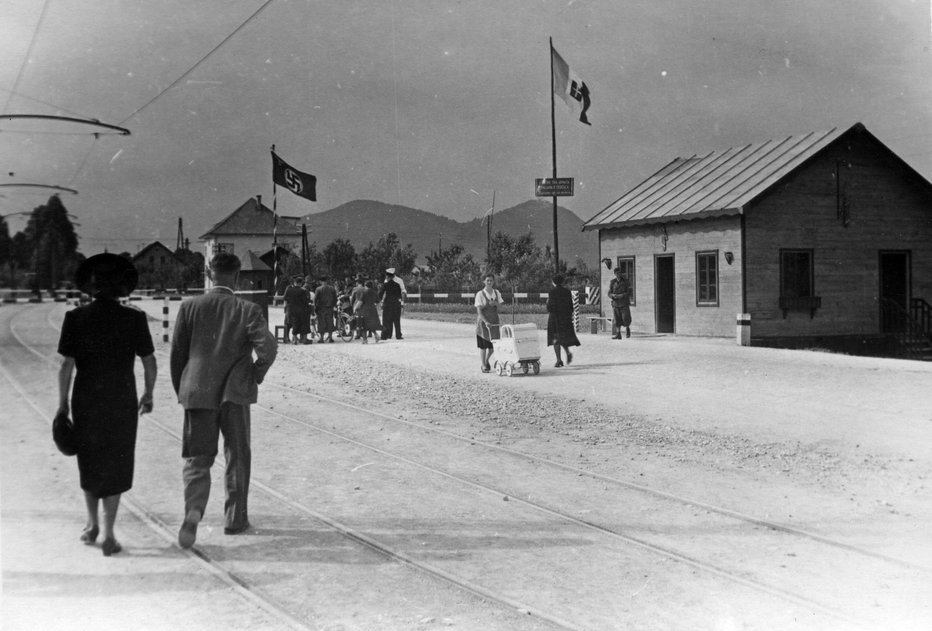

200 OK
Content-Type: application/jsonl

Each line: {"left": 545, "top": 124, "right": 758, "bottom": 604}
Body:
{"left": 314, "top": 276, "right": 338, "bottom": 343}
{"left": 609, "top": 267, "right": 632, "bottom": 339}
{"left": 170, "top": 253, "right": 277, "bottom": 549}
{"left": 379, "top": 268, "right": 403, "bottom": 340}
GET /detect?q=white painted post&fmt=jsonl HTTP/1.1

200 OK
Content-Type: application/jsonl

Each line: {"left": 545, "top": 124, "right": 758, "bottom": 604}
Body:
{"left": 736, "top": 313, "right": 751, "bottom": 346}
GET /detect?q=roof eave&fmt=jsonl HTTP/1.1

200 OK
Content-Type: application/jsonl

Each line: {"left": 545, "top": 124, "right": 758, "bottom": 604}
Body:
{"left": 583, "top": 207, "right": 744, "bottom": 231}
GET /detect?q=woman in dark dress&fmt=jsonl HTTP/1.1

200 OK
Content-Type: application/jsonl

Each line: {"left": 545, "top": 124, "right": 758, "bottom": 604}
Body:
{"left": 351, "top": 278, "right": 382, "bottom": 343}
{"left": 56, "top": 253, "right": 157, "bottom": 556}
{"left": 546, "top": 274, "right": 581, "bottom": 367}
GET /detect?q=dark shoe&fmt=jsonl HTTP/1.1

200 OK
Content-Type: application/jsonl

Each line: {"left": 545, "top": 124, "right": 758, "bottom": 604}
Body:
{"left": 481, "top": 365, "right": 491, "bottom": 373}
{"left": 554, "top": 361, "right": 564, "bottom": 368}
{"left": 178, "top": 509, "right": 200, "bottom": 549}
{"left": 611, "top": 335, "right": 621, "bottom": 339}
{"left": 396, "top": 336, "right": 403, "bottom": 340}
{"left": 101, "top": 538, "right": 122, "bottom": 557}
{"left": 80, "top": 525, "right": 100, "bottom": 544}
{"left": 224, "top": 522, "right": 251, "bottom": 535}
{"left": 626, "top": 328, "right": 631, "bottom": 338}
{"left": 566, "top": 351, "right": 573, "bottom": 365}
{"left": 328, "top": 337, "right": 334, "bottom": 343}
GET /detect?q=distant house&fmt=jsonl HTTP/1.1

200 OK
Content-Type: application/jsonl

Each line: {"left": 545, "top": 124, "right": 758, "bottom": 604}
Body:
{"left": 583, "top": 123, "right": 932, "bottom": 358}
{"left": 199, "top": 195, "right": 301, "bottom": 289}
{"left": 132, "top": 241, "right": 183, "bottom": 290}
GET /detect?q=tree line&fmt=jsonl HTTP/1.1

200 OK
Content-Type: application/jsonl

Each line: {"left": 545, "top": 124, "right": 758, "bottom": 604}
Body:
{"left": 1, "top": 196, "right": 596, "bottom": 293}
{"left": 278, "top": 231, "right": 596, "bottom": 292}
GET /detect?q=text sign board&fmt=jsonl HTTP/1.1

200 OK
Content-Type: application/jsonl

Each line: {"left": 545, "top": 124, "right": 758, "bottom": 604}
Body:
{"left": 535, "top": 177, "right": 574, "bottom": 197}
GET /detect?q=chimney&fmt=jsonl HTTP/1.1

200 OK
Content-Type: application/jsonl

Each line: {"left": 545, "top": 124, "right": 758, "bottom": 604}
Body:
{"left": 256, "top": 194, "right": 262, "bottom": 211}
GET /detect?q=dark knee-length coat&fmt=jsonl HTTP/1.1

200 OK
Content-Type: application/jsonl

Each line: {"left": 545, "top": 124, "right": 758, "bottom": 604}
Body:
{"left": 546, "top": 285, "right": 581, "bottom": 348}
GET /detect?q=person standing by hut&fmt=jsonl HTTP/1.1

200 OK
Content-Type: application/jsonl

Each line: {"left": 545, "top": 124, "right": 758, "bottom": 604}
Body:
{"left": 474, "top": 273, "right": 504, "bottom": 373}
{"left": 546, "top": 274, "right": 581, "bottom": 367}
{"left": 609, "top": 267, "right": 632, "bottom": 339}
{"left": 56, "top": 253, "right": 158, "bottom": 556}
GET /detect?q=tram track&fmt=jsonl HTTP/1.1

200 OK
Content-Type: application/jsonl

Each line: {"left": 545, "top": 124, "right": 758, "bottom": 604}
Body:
{"left": 5, "top": 301, "right": 926, "bottom": 629}
{"left": 1, "top": 304, "right": 581, "bottom": 631}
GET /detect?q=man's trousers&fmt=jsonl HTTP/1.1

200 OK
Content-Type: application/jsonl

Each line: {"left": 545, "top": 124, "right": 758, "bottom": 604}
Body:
{"left": 181, "top": 403, "right": 251, "bottom": 530}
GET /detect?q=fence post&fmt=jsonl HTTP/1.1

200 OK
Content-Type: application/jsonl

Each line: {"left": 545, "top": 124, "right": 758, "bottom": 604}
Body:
{"left": 162, "top": 297, "right": 170, "bottom": 343}
{"left": 572, "top": 290, "right": 580, "bottom": 331}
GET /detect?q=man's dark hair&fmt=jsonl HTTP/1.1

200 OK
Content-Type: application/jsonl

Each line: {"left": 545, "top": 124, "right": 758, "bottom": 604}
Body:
{"left": 210, "top": 252, "right": 241, "bottom": 274}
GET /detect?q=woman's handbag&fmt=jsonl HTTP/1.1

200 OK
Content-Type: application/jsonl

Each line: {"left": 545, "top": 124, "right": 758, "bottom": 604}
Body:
{"left": 52, "top": 411, "right": 77, "bottom": 456}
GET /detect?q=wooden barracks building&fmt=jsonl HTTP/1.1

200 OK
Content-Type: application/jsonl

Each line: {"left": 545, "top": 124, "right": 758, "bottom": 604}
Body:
{"left": 583, "top": 123, "right": 932, "bottom": 358}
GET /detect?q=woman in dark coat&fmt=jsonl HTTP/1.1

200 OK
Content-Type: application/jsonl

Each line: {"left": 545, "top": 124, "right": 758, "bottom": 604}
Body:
{"left": 56, "top": 253, "right": 157, "bottom": 556}
{"left": 546, "top": 274, "right": 581, "bottom": 367}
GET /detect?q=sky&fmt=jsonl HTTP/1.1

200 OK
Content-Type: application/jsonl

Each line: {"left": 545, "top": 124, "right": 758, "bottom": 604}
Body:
{"left": 1, "top": 0, "right": 930, "bottom": 256}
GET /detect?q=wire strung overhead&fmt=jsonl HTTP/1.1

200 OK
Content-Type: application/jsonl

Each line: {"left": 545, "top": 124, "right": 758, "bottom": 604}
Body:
{"left": 0, "top": 114, "right": 130, "bottom": 136}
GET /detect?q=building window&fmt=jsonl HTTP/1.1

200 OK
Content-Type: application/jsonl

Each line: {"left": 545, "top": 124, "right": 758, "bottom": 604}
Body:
{"left": 696, "top": 250, "right": 718, "bottom": 306}
{"left": 213, "top": 243, "right": 234, "bottom": 255}
{"left": 779, "top": 249, "right": 820, "bottom": 317}
{"left": 160, "top": 256, "right": 165, "bottom": 265}
{"left": 615, "top": 256, "right": 636, "bottom": 306}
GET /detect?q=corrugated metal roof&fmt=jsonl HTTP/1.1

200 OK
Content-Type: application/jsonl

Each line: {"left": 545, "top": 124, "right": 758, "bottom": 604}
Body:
{"left": 583, "top": 124, "right": 856, "bottom": 231}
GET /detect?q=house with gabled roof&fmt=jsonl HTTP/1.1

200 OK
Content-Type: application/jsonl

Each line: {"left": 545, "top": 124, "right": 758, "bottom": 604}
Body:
{"left": 199, "top": 195, "right": 301, "bottom": 288}
{"left": 583, "top": 123, "right": 932, "bottom": 358}
{"left": 132, "top": 240, "right": 184, "bottom": 290}
{"left": 199, "top": 195, "right": 301, "bottom": 262}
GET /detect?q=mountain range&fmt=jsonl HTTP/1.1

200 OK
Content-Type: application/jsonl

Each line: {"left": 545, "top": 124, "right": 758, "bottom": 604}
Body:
{"left": 296, "top": 199, "right": 598, "bottom": 265}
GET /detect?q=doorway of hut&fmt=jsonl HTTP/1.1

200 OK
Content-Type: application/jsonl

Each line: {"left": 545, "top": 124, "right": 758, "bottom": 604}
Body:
{"left": 879, "top": 250, "right": 910, "bottom": 333}
{"left": 655, "top": 254, "right": 675, "bottom": 333}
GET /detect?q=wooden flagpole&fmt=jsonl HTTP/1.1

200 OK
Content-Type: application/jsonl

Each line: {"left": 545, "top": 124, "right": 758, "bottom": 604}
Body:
{"left": 549, "top": 37, "right": 560, "bottom": 272}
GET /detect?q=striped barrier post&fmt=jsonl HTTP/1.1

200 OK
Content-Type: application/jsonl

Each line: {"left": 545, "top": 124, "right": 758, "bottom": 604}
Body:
{"left": 572, "top": 290, "right": 580, "bottom": 331}
{"left": 162, "top": 297, "right": 170, "bottom": 343}
{"left": 585, "top": 285, "right": 600, "bottom": 305}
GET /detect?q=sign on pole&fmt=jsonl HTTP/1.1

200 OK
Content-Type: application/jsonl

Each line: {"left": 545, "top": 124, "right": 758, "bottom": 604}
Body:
{"left": 535, "top": 177, "right": 574, "bottom": 197}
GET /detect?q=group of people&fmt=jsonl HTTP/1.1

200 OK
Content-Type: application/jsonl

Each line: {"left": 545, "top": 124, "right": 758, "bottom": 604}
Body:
{"left": 281, "top": 268, "right": 407, "bottom": 344}
{"left": 55, "top": 251, "right": 632, "bottom": 556}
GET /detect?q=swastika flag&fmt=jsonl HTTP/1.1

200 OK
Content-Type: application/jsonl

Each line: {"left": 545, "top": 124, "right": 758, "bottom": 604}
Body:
{"left": 271, "top": 151, "right": 317, "bottom": 201}
{"left": 551, "top": 46, "right": 591, "bottom": 126}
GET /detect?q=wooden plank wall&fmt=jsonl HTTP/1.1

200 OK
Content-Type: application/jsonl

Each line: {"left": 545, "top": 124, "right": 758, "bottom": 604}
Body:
{"left": 744, "top": 132, "right": 932, "bottom": 338}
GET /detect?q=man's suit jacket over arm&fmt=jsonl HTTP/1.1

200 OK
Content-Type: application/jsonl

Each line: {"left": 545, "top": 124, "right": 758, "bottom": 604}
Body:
{"left": 170, "top": 288, "right": 277, "bottom": 410}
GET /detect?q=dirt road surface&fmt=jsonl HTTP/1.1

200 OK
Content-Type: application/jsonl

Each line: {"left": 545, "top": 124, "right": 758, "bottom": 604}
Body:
{"left": 2, "top": 300, "right": 930, "bottom": 630}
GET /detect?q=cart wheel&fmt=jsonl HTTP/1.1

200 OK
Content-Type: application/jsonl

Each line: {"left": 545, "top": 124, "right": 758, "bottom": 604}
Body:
{"left": 505, "top": 363, "right": 514, "bottom": 377}
{"left": 522, "top": 362, "right": 529, "bottom": 374}
{"left": 494, "top": 361, "right": 504, "bottom": 376}
{"left": 532, "top": 361, "right": 540, "bottom": 375}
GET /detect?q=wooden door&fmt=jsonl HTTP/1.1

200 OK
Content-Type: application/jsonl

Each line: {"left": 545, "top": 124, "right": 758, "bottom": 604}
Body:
{"left": 655, "top": 255, "right": 675, "bottom": 333}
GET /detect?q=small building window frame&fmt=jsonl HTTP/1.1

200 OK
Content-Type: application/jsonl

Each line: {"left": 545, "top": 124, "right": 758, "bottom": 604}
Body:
{"left": 615, "top": 256, "right": 636, "bottom": 306}
{"left": 213, "top": 242, "right": 234, "bottom": 255}
{"left": 695, "top": 250, "right": 719, "bottom": 307}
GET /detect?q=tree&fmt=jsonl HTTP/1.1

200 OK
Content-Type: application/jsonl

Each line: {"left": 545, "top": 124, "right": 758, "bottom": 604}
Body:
{"left": 487, "top": 231, "right": 552, "bottom": 290}
{"left": 0, "top": 216, "right": 11, "bottom": 285}
{"left": 22, "top": 195, "right": 80, "bottom": 291}
{"left": 174, "top": 247, "right": 205, "bottom": 290}
{"left": 421, "top": 244, "right": 481, "bottom": 291}
{"left": 322, "top": 238, "right": 356, "bottom": 280}
{"left": 356, "top": 232, "right": 417, "bottom": 281}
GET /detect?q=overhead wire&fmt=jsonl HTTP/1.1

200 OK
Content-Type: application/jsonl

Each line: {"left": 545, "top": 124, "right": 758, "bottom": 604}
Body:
{"left": 1, "top": 0, "right": 51, "bottom": 114}
{"left": 117, "top": 0, "right": 277, "bottom": 126}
